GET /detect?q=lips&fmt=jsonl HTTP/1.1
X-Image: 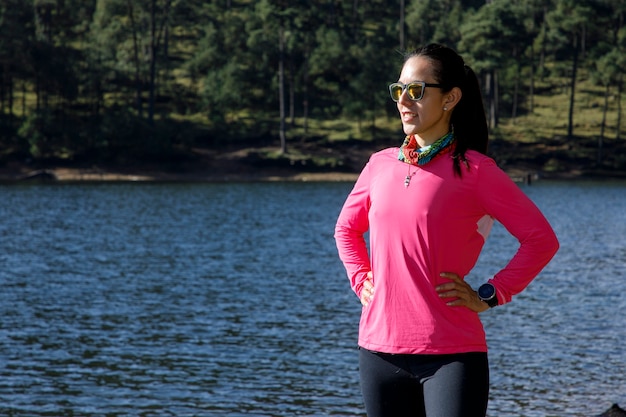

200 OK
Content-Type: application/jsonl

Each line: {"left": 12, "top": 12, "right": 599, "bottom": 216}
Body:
{"left": 402, "top": 111, "right": 417, "bottom": 122}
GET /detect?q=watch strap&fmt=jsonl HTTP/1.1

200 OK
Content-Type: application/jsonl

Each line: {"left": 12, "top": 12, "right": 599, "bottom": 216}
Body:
{"left": 478, "top": 283, "right": 498, "bottom": 308}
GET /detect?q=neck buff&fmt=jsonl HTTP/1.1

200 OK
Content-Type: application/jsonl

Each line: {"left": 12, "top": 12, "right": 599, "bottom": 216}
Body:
{"left": 398, "top": 130, "right": 455, "bottom": 166}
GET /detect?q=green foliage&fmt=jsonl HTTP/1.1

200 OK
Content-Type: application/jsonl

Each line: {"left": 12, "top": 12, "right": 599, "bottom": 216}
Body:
{"left": 458, "top": 1, "right": 530, "bottom": 72}
{"left": 96, "top": 109, "right": 175, "bottom": 161}
{"left": 0, "top": 0, "right": 624, "bottom": 167}
{"left": 406, "top": 0, "right": 464, "bottom": 47}
{"left": 18, "top": 110, "right": 81, "bottom": 159}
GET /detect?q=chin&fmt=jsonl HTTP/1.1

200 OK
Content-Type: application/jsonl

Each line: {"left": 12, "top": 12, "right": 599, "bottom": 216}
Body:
{"left": 403, "top": 126, "right": 418, "bottom": 136}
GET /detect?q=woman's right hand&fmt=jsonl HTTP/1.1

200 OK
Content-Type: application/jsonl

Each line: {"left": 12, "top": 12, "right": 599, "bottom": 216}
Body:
{"left": 360, "top": 271, "right": 374, "bottom": 306}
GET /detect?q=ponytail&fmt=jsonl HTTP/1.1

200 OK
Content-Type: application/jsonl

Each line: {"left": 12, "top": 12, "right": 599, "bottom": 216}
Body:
{"left": 406, "top": 44, "right": 489, "bottom": 176}
{"left": 450, "top": 64, "right": 488, "bottom": 175}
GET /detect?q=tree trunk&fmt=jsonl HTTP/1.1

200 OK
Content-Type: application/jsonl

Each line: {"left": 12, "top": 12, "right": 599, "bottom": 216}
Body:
{"left": 0, "top": 67, "right": 5, "bottom": 113}
{"left": 399, "top": 0, "right": 405, "bottom": 50}
{"left": 484, "top": 72, "right": 491, "bottom": 129}
{"left": 8, "top": 71, "right": 14, "bottom": 119}
{"left": 567, "top": 35, "right": 579, "bottom": 140}
{"left": 148, "top": 0, "right": 157, "bottom": 125}
{"left": 598, "top": 83, "right": 609, "bottom": 164}
{"left": 352, "top": 0, "right": 359, "bottom": 40}
{"left": 278, "top": 27, "right": 286, "bottom": 154}
{"left": 529, "top": 44, "right": 535, "bottom": 113}
{"left": 485, "top": 71, "right": 497, "bottom": 130}
{"left": 127, "top": 0, "right": 143, "bottom": 118}
{"left": 22, "top": 81, "right": 26, "bottom": 117}
{"left": 148, "top": 0, "right": 172, "bottom": 125}
{"left": 600, "top": 84, "right": 609, "bottom": 140}
{"left": 512, "top": 53, "right": 520, "bottom": 122}
{"left": 303, "top": 55, "right": 309, "bottom": 135}
{"left": 493, "top": 71, "right": 499, "bottom": 128}
{"left": 35, "top": 70, "right": 41, "bottom": 111}
{"left": 539, "top": 5, "right": 547, "bottom": 82}
{"left": 289, "top": 58, "right": 295, "bottom": 126}
{"left": 616, "top": 81, "right": 622, "bottom": 141}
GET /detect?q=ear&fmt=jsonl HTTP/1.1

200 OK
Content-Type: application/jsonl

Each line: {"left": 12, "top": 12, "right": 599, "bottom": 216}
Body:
{"left": 443, "top": 87, "right": 462, "bottom": 111}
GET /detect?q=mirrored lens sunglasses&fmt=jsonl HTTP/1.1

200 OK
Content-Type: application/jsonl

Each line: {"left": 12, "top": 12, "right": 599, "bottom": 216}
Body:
{"left": 388, "top": 81, "right": 444, "bottom": 102}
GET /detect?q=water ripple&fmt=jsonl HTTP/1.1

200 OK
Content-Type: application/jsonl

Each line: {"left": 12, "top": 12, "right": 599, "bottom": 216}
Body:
{"left": 0, "top": 181, "right": 624, "bottom": 416}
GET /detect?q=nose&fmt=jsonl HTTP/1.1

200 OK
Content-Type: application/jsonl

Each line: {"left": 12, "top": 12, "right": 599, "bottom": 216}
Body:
{"left": 397, "top": 88, "right": 412, "bottom": 105}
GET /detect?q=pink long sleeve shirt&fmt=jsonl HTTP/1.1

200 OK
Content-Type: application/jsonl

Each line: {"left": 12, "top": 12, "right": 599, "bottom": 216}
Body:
{"left": 335, "top": 148, "right": 559, "bottom": 355}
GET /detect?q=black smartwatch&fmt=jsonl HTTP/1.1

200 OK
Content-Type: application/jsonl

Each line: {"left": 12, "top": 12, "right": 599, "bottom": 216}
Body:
{"left": 477, "top": 283, "right": 498, "bottom": 308}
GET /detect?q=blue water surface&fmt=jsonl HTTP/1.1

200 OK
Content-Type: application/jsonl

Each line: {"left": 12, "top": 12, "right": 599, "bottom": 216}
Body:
{"left": 0, "top": 180, "right": 624, "bottom": 416}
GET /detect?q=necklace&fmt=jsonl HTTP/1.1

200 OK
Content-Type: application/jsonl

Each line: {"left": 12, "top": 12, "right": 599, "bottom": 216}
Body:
{"left": 399, "top": 131, "right": 455, "bottom": 187}
{"left": 404, "top": 164, "right": 417, "bottom": 188}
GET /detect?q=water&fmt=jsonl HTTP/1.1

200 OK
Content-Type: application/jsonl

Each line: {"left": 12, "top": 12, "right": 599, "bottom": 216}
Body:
{"left": 0, "top": 180, "right": 624, "bottom": 416}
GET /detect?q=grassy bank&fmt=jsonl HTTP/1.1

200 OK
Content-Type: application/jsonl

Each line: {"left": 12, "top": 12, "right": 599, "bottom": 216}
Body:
{"left": 1, "top": 72, "right": 624, "bottom": 183}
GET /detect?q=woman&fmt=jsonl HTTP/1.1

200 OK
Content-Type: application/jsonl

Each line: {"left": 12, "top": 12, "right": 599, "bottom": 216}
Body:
{"left": 334, "top": 43, "right": 559, "bottom": 417}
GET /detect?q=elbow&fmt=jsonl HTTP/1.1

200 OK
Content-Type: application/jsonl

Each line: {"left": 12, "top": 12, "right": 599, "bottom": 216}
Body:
{"left": 549, "top": 231, "right": 560, "bottom": 257}
{"left": 334, "top": 224, "right": 346, "bottom": 243}
{"left": 334, "top": 223, "right": 361, "bottom": 241}
{"left": 334, "top": 224, "right": 354, "bottom": 250}
{"left": 553, "top": 236, "right": 560, "bottom": 255}
{"left": 536, "top": 221, "right": 560, "bottom": 259}
{"left": 541, "top": 231, "right": 560, "bottom": 264}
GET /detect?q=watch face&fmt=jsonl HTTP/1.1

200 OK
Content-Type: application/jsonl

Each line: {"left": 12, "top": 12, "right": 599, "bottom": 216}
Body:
{"left": 478, "top": 284, "right": 495, "bottom": 299}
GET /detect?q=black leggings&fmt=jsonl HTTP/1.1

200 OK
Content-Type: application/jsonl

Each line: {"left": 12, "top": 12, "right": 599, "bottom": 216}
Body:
{"left": 359, "top": 348, "right": 489, "bottom": 417}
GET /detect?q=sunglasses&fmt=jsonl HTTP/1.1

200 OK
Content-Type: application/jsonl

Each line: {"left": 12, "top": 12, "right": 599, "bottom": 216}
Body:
{"left": 388, "top": 81, "right": 444, "bottom": 102}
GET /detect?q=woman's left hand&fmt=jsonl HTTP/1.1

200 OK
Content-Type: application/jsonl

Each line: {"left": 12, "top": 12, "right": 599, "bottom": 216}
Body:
{"left": 437, "top": 272, "right": 489, "bottom": 313}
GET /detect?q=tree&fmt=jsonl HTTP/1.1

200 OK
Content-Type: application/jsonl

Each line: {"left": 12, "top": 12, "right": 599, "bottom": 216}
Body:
{"left": 90, "top": 0, "right": 177, "bottom": 124}
{"left": 516, "top": 0, "right": 553, "bottom": 116}
{"left": 0, "top": 0, "right": 35, "bottom": 122}
{"left": 1, "top": 0, "right": 624, "bottom": 168}
{"left": 458, "top": 1, "right": 529, "bottom": 129}
{"left": 545, "top": 0, "right": 596, "bottom": 139}
{"left": 589, "top": 2, "right": 626, "bottom": 162}
{"left": 126, "top": 0, "right": 176, "bottom": 124}
{"left": 341, "top": 0, "right": 397, "bottom": 135}
{"left": 405, "top": 0, "right": 464, "bottom": 48}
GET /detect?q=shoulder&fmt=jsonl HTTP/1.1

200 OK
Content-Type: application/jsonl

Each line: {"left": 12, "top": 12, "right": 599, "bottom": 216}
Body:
{"left": 348, "top": 147, "right": 400, "bottom": 190}
{"left": 464, "top": 150, "right": 496, "bottom": 169}
{"left": 463, "top": 151, "right": 526, "bottom": 203}
{"left": 455, "top": 151, "right": 515, "bottom": 190}
{"left": 363, "top": 147, "right": 401, "bottom": 172}
{"left": 370, "top": 147, "right": 399, "bottom": 162}
{"left": 463, "top": 150, "right": 506, "bottom": 179}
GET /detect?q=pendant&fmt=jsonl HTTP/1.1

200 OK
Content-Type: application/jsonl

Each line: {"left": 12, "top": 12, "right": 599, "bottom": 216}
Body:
{"left": 404, "top": 164, "right": 416, "bottom": 188}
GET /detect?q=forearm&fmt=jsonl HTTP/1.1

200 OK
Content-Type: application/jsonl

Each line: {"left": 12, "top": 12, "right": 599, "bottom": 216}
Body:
{"left": 491, "top": 227, "right": 559, "bottom": 304}
{"left": 335, "top": 225, "right": 371, "bottom": 296}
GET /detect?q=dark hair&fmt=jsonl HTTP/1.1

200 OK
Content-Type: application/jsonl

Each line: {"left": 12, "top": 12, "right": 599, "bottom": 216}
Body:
{"left": 405, "top": 43, "right": 488, "bottom": 175}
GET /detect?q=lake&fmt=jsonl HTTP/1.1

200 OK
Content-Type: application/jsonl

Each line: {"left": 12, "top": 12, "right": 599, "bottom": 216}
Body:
{"left": 0, "top": 180, "right": 624, "bottom": 416}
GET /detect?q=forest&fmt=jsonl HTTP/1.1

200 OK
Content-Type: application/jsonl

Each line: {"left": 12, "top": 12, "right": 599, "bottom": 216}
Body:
{"left": 0, "top": 0, "right": 625, "bottom": 177}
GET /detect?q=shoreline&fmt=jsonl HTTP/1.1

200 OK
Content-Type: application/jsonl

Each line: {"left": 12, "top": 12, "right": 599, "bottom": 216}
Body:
{"left": 2, "top": 141, "right": 625, "bottom": 184}
{"left": 2, "top": 125, "right": 626, "bottom": 185}
{"left": 1, "top": 167, "right": 361, "bottom": 183}
{"left": 2, "top": 165, "right": 625, "bottom": 184}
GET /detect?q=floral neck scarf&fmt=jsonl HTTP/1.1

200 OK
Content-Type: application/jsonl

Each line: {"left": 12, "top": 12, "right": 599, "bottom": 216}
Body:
{"left": 398, "top": 130, "right": 455, "bottom": 166}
